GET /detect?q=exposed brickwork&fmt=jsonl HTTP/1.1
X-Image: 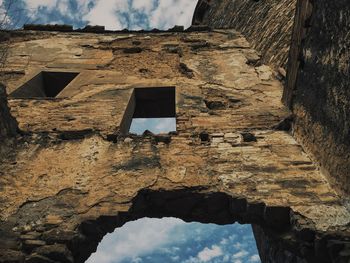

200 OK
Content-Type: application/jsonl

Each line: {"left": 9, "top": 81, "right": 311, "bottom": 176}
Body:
{"left": 192, "top": 0, "right": 297, "bottom": 68}
{"left": 285, "top": 0, "right": 350, "bottom": 195}
{"left": 191, "top": 1, "right": 350, "bottom": 261}
{"left": 0, "top": 29, "right": 349, "bottom": 263}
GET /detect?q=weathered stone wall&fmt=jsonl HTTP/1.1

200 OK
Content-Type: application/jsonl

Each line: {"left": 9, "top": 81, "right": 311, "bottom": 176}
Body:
{"left": 192, "top": 0, "right": 350, "bottom": 195}
{"left": 0, "top": 83, "right": 17, "bottom": 142}
{"left": 1, "top": 29, "right": 349, "bottom": 263}
{"left": 193, "top": 0, "right": 350, "bottom": 259}
{"left": 284, "top": 0, "right": 350, "bottom": 195}
{"left": 192, "top": 0, "right": 297, "bottom": 68}
{"left": 252, "top": 225, "right": 307, "bottom": 263}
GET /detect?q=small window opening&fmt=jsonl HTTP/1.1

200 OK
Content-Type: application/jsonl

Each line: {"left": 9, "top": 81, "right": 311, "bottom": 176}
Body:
{"left": 121, "top": 87, "right": 176, "bottom": 135}
{"left": 10, "top": 71, "right": 79, "bottom": 98}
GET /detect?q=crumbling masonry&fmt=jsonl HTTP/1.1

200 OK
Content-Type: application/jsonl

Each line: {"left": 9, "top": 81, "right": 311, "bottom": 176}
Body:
{"left": 0, "top": 0, "right": 349, "bottom": 262}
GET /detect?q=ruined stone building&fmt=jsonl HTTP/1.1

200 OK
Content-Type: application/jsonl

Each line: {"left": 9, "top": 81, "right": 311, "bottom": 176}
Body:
{"left": 0, "top": 0, "right": 349, "bottom": 262}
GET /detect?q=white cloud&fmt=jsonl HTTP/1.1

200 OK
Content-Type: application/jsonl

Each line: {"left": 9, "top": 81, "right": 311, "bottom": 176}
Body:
{"left": 220, "top": 238, "right": 228, "bottom": 245}
{"left": 18, "top": 0, "right": 197, "bottom": 30}
{"left": 154, "top": 118, "right": 176, "bottom": 134}
{"left": 233, "top": 242, "right": 243, "bottom": 250}
{"left": 82, "top": 0, "right": 127, "bottom": 29}
{"left": 249, "top": 254, "right": 261, "bottom": 262}
{"left": 57, "top": 0, "right": 70, "bottom": 17}
{"left": 197, "top": 245, "right": 223, "bottom": 262}
{"left": 86, "top": 217, "right": 184, "bottom": 263}
{"left": 232, "top": 250, "right": 249, "bottom": 259}
{"left": 22, "top": 0, "right": 92, "bottom": 26}
{"left": 83, "top": 0, "right": 197, "bottom": 30}
{"left": 149, "top": 0, "right": 197, "bottom": 30}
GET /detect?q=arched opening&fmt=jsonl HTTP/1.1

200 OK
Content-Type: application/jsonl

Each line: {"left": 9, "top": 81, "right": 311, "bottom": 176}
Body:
{"left": 62, "top": 189, "right": 297, "bottom": 263}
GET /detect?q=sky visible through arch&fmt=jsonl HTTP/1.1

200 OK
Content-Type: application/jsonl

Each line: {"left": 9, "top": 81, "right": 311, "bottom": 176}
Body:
{"left": 1, "top": 1, "right": 261, "bottom": 262}
{"left": 86, "top": 218, "right": 261, "bottom": 263}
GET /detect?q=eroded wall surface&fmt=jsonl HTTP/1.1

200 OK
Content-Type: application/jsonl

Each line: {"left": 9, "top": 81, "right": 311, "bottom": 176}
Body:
{"left": 285, "top": 0, "right": 350, "bottom": 195}
{"left": 191, "top": 2, "right": 350, "bottom": 260}
{"left": 192, "top": 0, "right": 297, "bottom": 68}
{"left": 0, "top": 83, "right": 17, "bottom": 155}
{"left": 0, "top": 29, "right": 349, "bottom": 263}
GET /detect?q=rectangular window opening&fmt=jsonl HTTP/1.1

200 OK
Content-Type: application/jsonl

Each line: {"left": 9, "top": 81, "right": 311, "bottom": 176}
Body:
{"left": 10, "top": 71, "right": 79, "bottom": 98}
{"left": 121, "top": 87, "right": 176, "bottom": 135}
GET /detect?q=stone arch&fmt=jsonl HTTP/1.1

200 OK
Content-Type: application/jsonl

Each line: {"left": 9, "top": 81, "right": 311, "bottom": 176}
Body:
{"left": 23, "top": 188, "right": 307, "bottom": 263}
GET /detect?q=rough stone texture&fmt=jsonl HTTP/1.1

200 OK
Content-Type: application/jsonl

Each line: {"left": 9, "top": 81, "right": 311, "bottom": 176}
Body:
{"left": 252, "top": 225, "right": 308, "bottom": 263}
{"left": 0, "top": 30, "right": 349, "bottom": 263}
{"left": 0, "top": 83, "right": 18, "bottom": 158}
{"left": 192, "top": 0, "right": 297, "bottom": 68}
{"left": 0, "top": 84, "right": 17, "bottom": 138}
{"left": 284, "top": 0, "right": 350, "bottom": 195}
{"left": 191, "top": 0, "right": 350, "bottom": 260}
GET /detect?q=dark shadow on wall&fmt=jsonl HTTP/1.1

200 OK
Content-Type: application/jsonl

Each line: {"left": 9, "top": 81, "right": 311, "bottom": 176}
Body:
{"left": 284, "top": 0, "right": 350, "bottom": 195}
{"left": 0, "top": 83, "right": 18, "bottom": 140}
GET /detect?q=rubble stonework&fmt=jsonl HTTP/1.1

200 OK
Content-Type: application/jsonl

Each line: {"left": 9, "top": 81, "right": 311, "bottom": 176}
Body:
{"left": 193, "top": 0, "right": 350, "bottom": 196}
{"left": 0, "top": 1, "right": 350, "bottom": 261}
{"left": 192, "top": 1, "right": 350, "bottom": 261}
{"left": 192, "top": 0, "right": 297, "bottom": 69}
{"left": 285, "top": 0, "right": 350, "bottom": 195}
{"left": 0, "top": 28, "right": 348, "bottom": 263}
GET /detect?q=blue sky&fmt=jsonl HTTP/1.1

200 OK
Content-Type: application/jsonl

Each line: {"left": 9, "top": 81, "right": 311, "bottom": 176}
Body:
{"left": 130, "top": 118, "right": 176, "bottom": 134}
{"left": 86, "top": 218, "right": 261, "bottom": 263}
{"left": 0, "top": 0, "right": 198, "bottom": 30}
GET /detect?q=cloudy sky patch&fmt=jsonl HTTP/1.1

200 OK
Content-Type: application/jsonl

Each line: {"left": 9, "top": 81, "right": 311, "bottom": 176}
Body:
{"left": 1, "top": 0, "right": 198, "bottom": 30}
{"left": 130, "top": 118, "right": 176, "bottom": 135}
{"left": 87, "top": 218, "right": 184, "bottom": 263}
{"left": 196, "top": 245, "right": 223, "bottom": 262}
{"left": 87, "top": 218, "right": 261, "bottom": 263}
